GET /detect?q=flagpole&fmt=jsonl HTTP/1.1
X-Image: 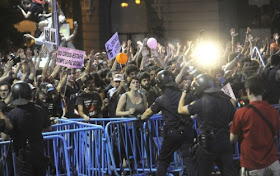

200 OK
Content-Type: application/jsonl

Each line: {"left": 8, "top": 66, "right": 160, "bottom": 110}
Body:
{"left": 52, "top": 0, "right": 60, "bottom": 48}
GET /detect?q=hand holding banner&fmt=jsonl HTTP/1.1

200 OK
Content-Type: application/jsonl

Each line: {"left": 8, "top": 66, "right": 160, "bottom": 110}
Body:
{"left": 105, "top": 32, "right": 121, "bottom": 60}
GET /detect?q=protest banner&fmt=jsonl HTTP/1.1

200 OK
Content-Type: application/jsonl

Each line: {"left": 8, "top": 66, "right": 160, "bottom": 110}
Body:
{"left": 105, "top": 32, "right": 121, "bottom": 60}
{"left": 44, "top": 27, "right": 57, "bottom": 45}
{"left": 56, "top": 46, "right": 85, "bottom": 68}
{"left": 221, "top": 83, "right": 237, "bottom": 101}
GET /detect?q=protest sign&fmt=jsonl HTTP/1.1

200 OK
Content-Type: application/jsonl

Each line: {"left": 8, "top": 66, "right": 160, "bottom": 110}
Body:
{"left": 56, "top": 46, "right": 85, "bottom": 68}
{"left": 44, "top": 27, "right": 56, "bottom": 45}
{"left": 221, "top": 83, "right": 237, "bottom": 101}
{"left": 105, "top": 32, "right": 121, "bottom": 60}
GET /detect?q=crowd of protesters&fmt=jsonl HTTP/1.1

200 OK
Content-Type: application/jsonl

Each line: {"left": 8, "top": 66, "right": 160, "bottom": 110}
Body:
{"left": 0, "top": 0, "right": 280, "bottom": 175}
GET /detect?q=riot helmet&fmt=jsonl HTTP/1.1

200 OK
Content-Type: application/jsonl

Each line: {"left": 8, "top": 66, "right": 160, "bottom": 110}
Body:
{"left": 156, "top": 70, "right": 177, "bottom": 89}
{"left": 11, "top": 81, "right": 31, "bottom": 105}
{"left": 194, "top": 74, "right": 220, "bottom": 96}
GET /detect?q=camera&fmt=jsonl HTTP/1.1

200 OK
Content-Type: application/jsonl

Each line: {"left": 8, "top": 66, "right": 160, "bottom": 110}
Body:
{"left": 10, "top": 54, "right": 21, "bottom": 65}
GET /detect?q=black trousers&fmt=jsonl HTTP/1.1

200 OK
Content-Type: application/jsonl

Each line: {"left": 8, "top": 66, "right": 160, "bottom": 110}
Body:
{"left": 195, "top": 136, "right": 236, "bottom": 176}
{"left": 156, "top": 126, "right": 195, "bottom": 176}
{"left": 14, "top": 147, "right": 46, "bottom": 176}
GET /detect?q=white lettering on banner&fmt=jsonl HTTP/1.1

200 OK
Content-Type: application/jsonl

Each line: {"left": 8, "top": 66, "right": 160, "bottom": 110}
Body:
{"left": 44, "top": 27, "right": 56, "bottom": 45}
{"left": 221, "top": 83, "right": 237, "bottom": 101}
{"left": 105, "top": 32, "right": 121, "bottom": 60}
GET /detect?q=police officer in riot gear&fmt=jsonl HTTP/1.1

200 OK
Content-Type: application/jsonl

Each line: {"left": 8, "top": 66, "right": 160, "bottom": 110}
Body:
{"left": 141, "top": 70, "right": 195, "bottom": 176}
{"left": 178, "top": 73, "right": 236, "bottom": 176}
{"left": 1, "top": 81, "right": 51, "bottom": 176}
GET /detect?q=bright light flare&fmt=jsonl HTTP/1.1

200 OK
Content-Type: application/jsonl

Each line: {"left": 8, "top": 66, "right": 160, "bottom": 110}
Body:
{"left": 121, "top": 2, "right": 128, "bottom": 7}
{"left": 193, "top": 42, "right": 220, "bottom": 68}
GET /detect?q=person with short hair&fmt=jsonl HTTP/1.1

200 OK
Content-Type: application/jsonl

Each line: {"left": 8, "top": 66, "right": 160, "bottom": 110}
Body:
{"left": 0, "top": 82, "right": 12, "bottom": 105}
{"left": 116, "top": 77, "right": 147, "bottom": 117}
{"left": 230, "top": 75, "right": 280, "bottom": 176}
{"left": 138, "top": 72, "right": 159, "bottom": 107}
{"left": 75, "top": 75, "right": 103, "bottom": 122}
{"left": 125, "top": 64, "right": 139, "bottom": 81}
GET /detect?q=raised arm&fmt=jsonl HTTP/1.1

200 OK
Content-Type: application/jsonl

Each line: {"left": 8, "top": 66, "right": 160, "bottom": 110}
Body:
{"left": 224, "top": 53, "right": 242, "bottom": 71}
{"left": 49, "top": 65, "right": 62, "bottom": 83}
{"left": 65, "top": 23, "right": 79, "bottom": 42}
{"left": 21, "top": 61, "right": 29, "bottom": 81}
{"left": 26, "top": 49, "right": 36, "bottom": 81}
{"left": 178, "top": 91, "right": 190, "bottom": 115}
{"left": 151, "top": 49, "right": 167, "bottom": 68}
{"left": 18, "top": 5, "right": 32, "bottom": 18}
{"left": 273, "top": 33, "right": 279, "bottom": 45}
{"left": 126, "top": 39, "right": 134, "bottom": 61}
{"left": 175, "top": 64, "right": 189, "bottom": 84}
{"left": 56, "top": 69, "right": 68, "bottom": 96}
{"left": 42, "top": 51, "right": 52, "bottom": 79}
{"left": 230, "top": 28, "right": 238, "bottom": 53}
{"left": 80, "top": 50, "right": 95, "bottom": 82}
{"left": 48, "top": 51, "right": 57, "bottom": 75}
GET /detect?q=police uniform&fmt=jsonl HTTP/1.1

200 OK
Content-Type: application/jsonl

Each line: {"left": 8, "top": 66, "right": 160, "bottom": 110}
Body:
{"left": 151, "top": 87, "right": 195, "bottom": 176}
{"left": 4, "top": 81, "right": 51, "bottom": 176}
{"left": 145, "top": 70, "right": 195, "bottom": 176}
{"left": 7, "top": 103, "right": 50, "bottom": 176}
{"left": 186, "top": 74, "right": 236, "bottom": 176}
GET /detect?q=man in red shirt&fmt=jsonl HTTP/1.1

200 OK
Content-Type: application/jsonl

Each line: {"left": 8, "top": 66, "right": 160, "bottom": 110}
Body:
{"left": 230, "top": 75, "right": 280, "bottom": 175}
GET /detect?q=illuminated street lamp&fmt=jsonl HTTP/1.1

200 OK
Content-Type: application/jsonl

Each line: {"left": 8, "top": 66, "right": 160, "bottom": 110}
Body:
{"left": 121, "top": 2, "right": 128, "bottom": 7}
{"left": 135, "top": 0, "right": 140, "bottom": 4}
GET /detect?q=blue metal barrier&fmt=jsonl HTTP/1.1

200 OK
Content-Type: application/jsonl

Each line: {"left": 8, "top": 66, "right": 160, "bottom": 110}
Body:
{"left": 55, "top": 117, "right": 133, "bottom": 128}
{"left": 103, "top": 115, "right": 185, "bottom": 176}
{"left": 105, "top": 118, "right": 144, "bottom": 176}
{"left": 0, "top": 135, "right": 70, "bottom": 176}
{"left": 3, "top": 107, "right": 279, "bottom": 176}
{"left": 43, "top": 121, "right": 106, "bottom": 176}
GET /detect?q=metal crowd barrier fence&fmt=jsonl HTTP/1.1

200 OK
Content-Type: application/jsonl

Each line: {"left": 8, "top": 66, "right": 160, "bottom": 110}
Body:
{"left": 43, "top": 121, "right": 105, "bottom": 176}
{"left": 104, "top": 117, "right": 154, "bottom": 176}
{"left": 143, "top": 115, "right": 185, "bottom": 174}
{"left": 2, "top": 105, "right": 279, "bottom": 176}
{"left": 0, "top": 135, "right": 70, "bottom": 176}
{"left": 103, "top": 115, "right": 185, "bottom": 176}
{"left": 55, "top": 117, "right": 133, "bottom": 128}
